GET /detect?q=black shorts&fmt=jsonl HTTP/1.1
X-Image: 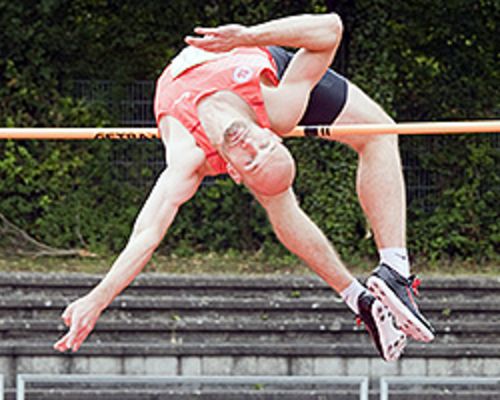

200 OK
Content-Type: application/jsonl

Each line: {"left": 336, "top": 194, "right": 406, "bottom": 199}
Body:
{"left": 267, "top": 46, "right": 348, "bottom": 125}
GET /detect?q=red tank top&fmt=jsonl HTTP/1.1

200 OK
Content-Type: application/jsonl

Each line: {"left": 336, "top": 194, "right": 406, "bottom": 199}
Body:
{"left": 154, "top": 47, "right": 279, "bottom": 175}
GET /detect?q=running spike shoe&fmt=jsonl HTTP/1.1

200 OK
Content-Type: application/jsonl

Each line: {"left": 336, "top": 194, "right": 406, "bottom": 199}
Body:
{"left": 357, "top": 291, "right": 407, "bottom": 362}
{"left": 367, "top": 263, "right": 435, "bottom": 342}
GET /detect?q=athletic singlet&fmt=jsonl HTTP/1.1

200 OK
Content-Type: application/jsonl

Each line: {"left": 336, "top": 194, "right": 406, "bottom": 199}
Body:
{"left": 154, "top": 46, "right": 279, "bottom": 175}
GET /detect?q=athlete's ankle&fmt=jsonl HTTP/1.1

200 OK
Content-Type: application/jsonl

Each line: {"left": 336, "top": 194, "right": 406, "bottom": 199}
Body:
{"left": 379, "top": 247, "right": 410, "bottom": 278}
{"left": 340, "top": 279, "right": 366, "bottom": 314}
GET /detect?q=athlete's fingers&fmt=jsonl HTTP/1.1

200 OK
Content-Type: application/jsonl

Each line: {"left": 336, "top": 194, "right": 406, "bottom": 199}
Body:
{"left": 63, "top": 315, "right": 85, "bottom": 349}
{"left": 194, "top": 26, "right": 218, "bottom": 35}
{"left": 54, "top": 321, "right": 98, "bottom": 353}
{"left": 62, "top": 315, "right": 71, "bottom": 327}
{"left": 61, "top": 306, "right": 73, "bottom": 327}
{"left": 184, "top": 36, "right": 208, "bottom": 46}
{"left": 54, "top": 319, "right": 84, "bottom": 352}
{"left": 71, "top": 327, "right": 92, "bottom": 352}
{"left": 72, "top": 338, "right": 84, "bottom": 352}
{"left": 185, "top": 36, "right": 219, "bottom": 51}
{"left": 54, "top": 331, "right": 73, "bottom": 352}
{"left": 185, "top": 35, "right": 200, "bottom": 43}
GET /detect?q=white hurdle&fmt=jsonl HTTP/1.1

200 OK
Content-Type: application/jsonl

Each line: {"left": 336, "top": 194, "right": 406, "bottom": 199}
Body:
{"left": 380, "top": 376, "right": 500, "bottom": 400}
{"left": 17, "top": 374, "right": 369, "bottom": 400}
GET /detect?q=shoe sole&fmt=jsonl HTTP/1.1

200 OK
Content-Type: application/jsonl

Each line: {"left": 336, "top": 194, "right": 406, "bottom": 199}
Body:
{"left": 367, "top": 276, "right": 435, "bottom": 343}
{"left": 371, "top": 299, "right": 407, "bottom": 362}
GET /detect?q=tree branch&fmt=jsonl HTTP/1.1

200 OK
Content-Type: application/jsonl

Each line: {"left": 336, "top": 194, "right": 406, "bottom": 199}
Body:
{"left": 0, "top": 212, "right": 97, "bottom": 259}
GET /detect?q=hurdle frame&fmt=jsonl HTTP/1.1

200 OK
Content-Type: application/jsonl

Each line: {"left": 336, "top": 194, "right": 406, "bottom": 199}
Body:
{"left": 16, "top": 374, "right": 369, "bottom": 400}
{"left": 379, "top": 376, "right": 500, "bottom": 400}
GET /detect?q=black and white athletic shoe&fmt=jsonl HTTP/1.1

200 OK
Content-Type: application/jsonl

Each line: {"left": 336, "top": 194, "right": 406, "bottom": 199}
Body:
{"left": 367, "top": 263, "right": 435, "bottom": 342}
{"left": 357, "top": 291, "right": 407, "bottom": 362}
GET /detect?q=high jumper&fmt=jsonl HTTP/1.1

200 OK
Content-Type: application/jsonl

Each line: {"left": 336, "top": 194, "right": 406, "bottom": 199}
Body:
{"left": 54, "top": 12, "right": 437, "bottom": 361}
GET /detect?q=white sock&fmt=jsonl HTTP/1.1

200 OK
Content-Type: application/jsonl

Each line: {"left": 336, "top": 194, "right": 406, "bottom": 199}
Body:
{"left": 340, "top": 279, "right": 366, "bottom": 315}
{"left": 379, "top": 247, "right": 411, "bottom": 278}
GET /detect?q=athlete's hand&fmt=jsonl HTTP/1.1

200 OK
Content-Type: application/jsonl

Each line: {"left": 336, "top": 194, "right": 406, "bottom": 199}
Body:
{"left": 185, "top": 24, "right": 251, "bottom": 52}
{"left": 53, "top": 294, "right": 105, "bottom": 352}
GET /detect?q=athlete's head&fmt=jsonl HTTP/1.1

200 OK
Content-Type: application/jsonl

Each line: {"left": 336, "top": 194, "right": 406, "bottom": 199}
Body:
{"left": 221, "top": 120, "right": 295, "bottom": 196}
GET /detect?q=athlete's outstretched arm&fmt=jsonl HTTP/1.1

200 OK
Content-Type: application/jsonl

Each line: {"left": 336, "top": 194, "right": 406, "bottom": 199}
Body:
{"left": 54, "top": 124, "right": 206, "bottom": 352}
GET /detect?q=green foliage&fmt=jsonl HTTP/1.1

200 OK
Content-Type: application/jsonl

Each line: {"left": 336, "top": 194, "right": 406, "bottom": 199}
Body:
{"left": 340, "top": 0, "right": 499, "bottom": 262}
{"left": 290, "top": 139, "right": 367, "bottom": 259}
{"left": 0, "top": 139, "right": 143, "bottom": 251}
{"left": 408, "top": 135, "right": 499, "bottom": 261}
{"left": 0, "top": 0, "right": 498, "bottom": 263}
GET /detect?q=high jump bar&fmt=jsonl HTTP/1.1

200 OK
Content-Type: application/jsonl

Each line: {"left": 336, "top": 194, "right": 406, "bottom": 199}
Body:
{"left": 0, "top": 120, "right": 498, "bottom": 140}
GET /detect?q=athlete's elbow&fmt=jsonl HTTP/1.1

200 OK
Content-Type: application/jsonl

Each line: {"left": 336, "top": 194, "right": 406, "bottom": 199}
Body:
{"left": 140, "top": 227, "right": 165, "bottom": 252}
{"left": 130, "top": 221, "right": 168, "bottom": 250}
{"left": 325, "top": 13, "right": 343, "bottom": 48}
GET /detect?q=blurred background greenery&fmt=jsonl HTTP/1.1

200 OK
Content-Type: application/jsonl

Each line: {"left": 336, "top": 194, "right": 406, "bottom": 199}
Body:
{"left": 0, "top": 0, "right": 498, "bottom": 268}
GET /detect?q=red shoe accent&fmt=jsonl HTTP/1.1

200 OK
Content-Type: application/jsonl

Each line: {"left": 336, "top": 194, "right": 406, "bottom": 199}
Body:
{"left": 412, "top": 277, "right": 422, "bottom": 297}
{"left": 356, "top": 316, "right": 362, "bottom": 327}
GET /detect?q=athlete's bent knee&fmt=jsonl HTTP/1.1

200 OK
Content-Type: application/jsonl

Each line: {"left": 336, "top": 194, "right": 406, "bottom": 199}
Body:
{"left": 221, "top": 121, "right": 295, "bottom": 196}
{"left": 371, "top": 133, "right": 399, "bottom": 151}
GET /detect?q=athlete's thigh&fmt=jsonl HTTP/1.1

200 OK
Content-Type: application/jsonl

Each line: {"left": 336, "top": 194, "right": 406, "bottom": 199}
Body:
{"left": 330, "top": 83, "right": 396, "bottom": 149}
{"left": 335, "top": 83, "right": 394, "bottom": 125}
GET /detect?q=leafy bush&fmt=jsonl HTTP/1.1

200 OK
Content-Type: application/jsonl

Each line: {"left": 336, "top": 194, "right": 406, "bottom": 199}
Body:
{"left": 0, "top": 0, "right": 498, "bottom": 263}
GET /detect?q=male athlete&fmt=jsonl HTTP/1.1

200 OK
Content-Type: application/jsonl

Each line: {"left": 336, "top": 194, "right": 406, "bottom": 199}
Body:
{"left": 54, "top": 13, "right": 433, "bottom": 361}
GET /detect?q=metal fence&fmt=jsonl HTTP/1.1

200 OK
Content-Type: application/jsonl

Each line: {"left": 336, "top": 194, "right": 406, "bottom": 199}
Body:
{"left": 71, "top": 80, "right": 496, "bottom": 208}
{"left": 16, "top": 374, "right": 369, "bottom": 400}
{"left": 73, "top": 80, "right": 156, "bottom": 127}
{"left": 12, "top": 374, "right": 500, "bottom": 399}
{"left": 379, "top": 376, "right": 500, "bottom": 400}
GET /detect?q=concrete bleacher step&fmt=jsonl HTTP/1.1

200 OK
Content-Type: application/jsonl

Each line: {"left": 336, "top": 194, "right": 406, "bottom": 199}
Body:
{"left": 0, "top": 272, "right": 498, "bottom": 395}
{"left": 1, "top": 318, "right": 499, "bottom": 345}
{"left": 1, "top": 389, "right": 354, "bottom": 400}
{"left": 2, "top": 341, "right": 499, "bottom": 358}
{"left": 1, "top": 296, "right": 499, "bottom": 323}
{"left": 0, "top": 273, "right": 498, "bottom": 300}
{"left": 376, "top": 391, "right": 500, "bottom": 400}
{"left": 0, "top": 272, "right": 498, "bottom": 354}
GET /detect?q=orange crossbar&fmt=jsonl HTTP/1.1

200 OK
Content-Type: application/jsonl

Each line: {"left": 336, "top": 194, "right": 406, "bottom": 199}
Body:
{"left": 285, "top": 120, "right": 500, "bottom": 138}
{"left": 0, "top": 120, "right": 498, "bottom": 140}
{"left": 0, "top": 128, "right": 160, "bottom": 140}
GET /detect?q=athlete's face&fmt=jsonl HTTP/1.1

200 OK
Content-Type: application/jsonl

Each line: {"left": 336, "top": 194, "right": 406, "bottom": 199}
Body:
{"left": 222, "top": 121, "right": 296, "bottom": 196}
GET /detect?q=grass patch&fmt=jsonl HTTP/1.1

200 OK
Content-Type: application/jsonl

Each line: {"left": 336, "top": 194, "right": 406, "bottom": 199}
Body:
{"left": 0, "top": 250, "right": 497, "bottom": 277}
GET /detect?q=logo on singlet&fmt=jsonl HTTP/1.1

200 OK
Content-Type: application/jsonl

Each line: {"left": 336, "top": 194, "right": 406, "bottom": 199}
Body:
{"left": 233, "top": 66, "right": 253, "bottom": 83}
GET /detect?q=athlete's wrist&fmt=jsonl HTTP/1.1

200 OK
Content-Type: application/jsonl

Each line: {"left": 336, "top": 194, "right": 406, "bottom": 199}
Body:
{"left": 88, "top": 285, "right": 115, "bottom": 311}
{"left": 243, "top": 26, "right": 259, "bottom": 46}
{"left": 225, "top": 24, "right": 253, "bottom": 48}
